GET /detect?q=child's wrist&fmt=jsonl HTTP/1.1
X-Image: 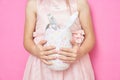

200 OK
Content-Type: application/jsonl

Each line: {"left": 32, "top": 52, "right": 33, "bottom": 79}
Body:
{"left": 31, "top": 44, "right": 40, "bottom": 57}
{"left": 78, "top": 46, "right": 85, "bottom": 57}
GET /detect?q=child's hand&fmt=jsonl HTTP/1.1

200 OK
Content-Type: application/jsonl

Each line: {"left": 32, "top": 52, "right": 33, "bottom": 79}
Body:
{"left": 36, "top": 40, "right": 57, "bottom": 65}
{"left": 58, "top": 39, "right": 82, "bottom": 64}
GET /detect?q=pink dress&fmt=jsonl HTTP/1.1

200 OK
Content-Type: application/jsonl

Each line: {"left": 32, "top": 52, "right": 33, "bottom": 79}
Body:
{"left": 23, "top": 0, "right": 95, "bottom": 80}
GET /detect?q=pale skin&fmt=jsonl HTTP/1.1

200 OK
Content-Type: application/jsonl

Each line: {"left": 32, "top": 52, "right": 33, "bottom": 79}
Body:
{"left": 23, "top": 0, "right": 95, "bottom": 65}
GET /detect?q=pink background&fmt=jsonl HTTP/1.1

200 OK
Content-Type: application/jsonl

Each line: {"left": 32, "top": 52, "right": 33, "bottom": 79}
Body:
{"left": 0, "top": 0, "right": 120, "bottom": 80}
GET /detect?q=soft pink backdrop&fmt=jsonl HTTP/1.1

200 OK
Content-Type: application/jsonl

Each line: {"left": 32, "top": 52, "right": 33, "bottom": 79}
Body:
{"left": 0, "top": 0, "right": 120, "bottom": 80}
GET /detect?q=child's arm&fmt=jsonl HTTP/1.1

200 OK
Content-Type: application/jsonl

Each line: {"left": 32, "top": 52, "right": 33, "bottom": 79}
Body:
{"left": 23, "top": 0, "right": 37, "bottom": 56}
{"left": 77, "top": 0, "right": 95, "bottom": 56}
{"left": 23, "top": 0, "right": 56, "bottom": 65}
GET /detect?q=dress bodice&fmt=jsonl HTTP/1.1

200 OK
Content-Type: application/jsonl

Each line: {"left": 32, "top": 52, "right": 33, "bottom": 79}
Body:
{"left": 33, "top": 0, "right": 85, "bottom": 44}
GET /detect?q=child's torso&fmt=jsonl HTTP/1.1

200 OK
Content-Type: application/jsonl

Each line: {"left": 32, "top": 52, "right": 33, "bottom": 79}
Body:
{"left": 34, "top": 0, "right": 82, "bottom": 36}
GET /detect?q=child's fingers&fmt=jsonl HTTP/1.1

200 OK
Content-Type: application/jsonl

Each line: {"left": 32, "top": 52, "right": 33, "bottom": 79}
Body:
{"left": 58, "top": 51, "right": 77, "bottom": 58}
{"left": 63, "top": 61, "right": 74, "bottom": 64}
{"left": 60, "top": 47, "right": 73, "bottom": 53}
{"left": 43, "top": 45, "right": 56, "bottom": 51}
{"left": 41, "top": 55, "right": 56, "bottom": 60}
{"left": 44, "top": 50, "right": 57, "bottom": 55}
{"left": 58, "top": 55, "right": 76, "bottom": 61}
{"left": 70, "top": 39, "right": 77, "bottom": 46}
{"left": 41, "top": 59, "right": 53, "bottom": 65}
{"left": 39, "top": 40, "right": 47, "bottom": 46}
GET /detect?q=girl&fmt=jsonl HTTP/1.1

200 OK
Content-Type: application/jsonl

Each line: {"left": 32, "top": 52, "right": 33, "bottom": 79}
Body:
{"left": 23, "top": 0, "right": 95, "bottom": 80}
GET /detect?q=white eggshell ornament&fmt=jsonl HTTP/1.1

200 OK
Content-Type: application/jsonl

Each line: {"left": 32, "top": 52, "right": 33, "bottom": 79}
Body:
{"left": 44, "top": 12, "right": 79, "bottom": 71}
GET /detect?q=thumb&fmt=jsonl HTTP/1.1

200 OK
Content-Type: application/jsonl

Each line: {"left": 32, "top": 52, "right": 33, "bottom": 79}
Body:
{"left": 70, "top": 39, "right": 77, "bottom": 46}
{"left": 39, "top": 40, "right": 47, "bottom": 46}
